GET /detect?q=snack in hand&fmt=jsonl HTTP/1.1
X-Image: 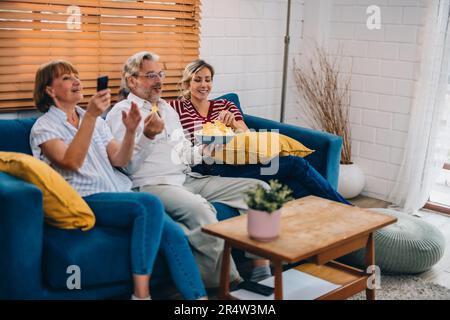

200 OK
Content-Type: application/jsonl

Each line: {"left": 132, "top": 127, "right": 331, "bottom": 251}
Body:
{"left": 151, "top": 104, "right": 159, "bottom": 113}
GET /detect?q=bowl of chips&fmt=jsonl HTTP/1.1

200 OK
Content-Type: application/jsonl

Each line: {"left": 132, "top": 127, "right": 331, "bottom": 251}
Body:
{"left": 194, "top": 120, "right": 235, "bottom": 145}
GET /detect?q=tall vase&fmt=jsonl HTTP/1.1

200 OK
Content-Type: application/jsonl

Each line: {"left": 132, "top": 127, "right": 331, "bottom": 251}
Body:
{"left": 338, "top": 163, "right": 365, "bottom": 199}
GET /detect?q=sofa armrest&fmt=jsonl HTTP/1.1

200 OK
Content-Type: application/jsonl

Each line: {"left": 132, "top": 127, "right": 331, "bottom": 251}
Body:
{"left": 0, "top": 172, "right": 44, "bottom": 299}
{"left": 244, "top": 115, "right": 342, "bottom": 189}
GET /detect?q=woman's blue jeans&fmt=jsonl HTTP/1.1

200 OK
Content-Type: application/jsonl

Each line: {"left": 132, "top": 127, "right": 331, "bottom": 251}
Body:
{"left": 83, "top": 192, "right": 206, "bottom": 300}
{"left": 193, "top": 155, "right": 351, "bottom": 205}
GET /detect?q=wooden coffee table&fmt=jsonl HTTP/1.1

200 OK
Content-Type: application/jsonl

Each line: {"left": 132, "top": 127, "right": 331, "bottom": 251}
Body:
{"left": 202, "top": 196, "right": 397, "bottom": 300}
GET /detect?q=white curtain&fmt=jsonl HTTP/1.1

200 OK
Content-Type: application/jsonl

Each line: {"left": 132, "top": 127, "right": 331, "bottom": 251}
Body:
{"left": 388, "top": 0, "right": 450, "bottom": 214}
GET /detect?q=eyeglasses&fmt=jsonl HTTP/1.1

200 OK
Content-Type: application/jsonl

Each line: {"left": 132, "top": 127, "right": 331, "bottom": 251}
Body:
{"left": 134, "top": 71, "right": 166, "bottom": 80}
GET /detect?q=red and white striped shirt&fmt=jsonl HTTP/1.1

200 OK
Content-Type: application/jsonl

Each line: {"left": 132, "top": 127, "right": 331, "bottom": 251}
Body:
{"left": 169, "top": 99, "right": 244, "bottom": 144}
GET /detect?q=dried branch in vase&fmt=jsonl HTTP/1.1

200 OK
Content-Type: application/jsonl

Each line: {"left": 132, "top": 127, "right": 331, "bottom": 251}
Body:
{"left": 294, "top": 45, "right": 352, "bottom": 164}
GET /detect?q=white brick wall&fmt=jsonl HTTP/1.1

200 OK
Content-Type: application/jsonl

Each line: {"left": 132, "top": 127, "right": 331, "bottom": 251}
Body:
{"left": 200, "top": 0, "right": 305, "bottom": 122}
{"left": 328, "top": 0, "right": 430, "bottom": 201}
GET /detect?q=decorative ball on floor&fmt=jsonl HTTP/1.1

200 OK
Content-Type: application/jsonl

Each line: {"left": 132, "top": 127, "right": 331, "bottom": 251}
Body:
{"left": 339, "top": 208, "right": 446, "bottom": 274}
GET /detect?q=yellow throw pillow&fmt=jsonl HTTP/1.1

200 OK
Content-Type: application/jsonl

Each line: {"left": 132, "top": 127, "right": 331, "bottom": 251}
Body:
{"left": 0, "top": 152, "right": 95, "bottom": 231}
{"left": 212, "top": 132, "right": 314, "bottom": 165}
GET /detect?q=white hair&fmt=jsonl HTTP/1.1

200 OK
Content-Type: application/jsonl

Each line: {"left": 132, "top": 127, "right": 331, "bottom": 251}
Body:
{"left": 120, "top": 51, "right": 160, "bottom": 93}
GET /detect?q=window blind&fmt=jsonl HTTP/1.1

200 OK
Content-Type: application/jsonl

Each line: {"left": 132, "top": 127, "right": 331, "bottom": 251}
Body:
{"left": 0, "top": 0, "right": 200, "bottom": 111}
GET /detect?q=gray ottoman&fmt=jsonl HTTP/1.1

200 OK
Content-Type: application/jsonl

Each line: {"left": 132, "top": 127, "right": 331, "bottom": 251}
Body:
{"left": 339, "top": 208, "right": 446, "bottom": 274}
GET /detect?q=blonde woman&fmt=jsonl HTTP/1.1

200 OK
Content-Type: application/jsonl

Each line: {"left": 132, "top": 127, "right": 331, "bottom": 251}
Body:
{"left": 170, "top": 59, "right": 351, "bottom": 207}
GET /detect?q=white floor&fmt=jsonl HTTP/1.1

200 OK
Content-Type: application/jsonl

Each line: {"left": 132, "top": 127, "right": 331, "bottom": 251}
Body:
{"left": 411, "top": 209, "right": 450, "bottom": 289}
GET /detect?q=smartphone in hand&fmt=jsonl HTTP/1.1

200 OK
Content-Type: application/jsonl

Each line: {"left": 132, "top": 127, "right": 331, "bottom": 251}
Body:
{"left": 96, "top": 75, "right": 109, "bottom": 92}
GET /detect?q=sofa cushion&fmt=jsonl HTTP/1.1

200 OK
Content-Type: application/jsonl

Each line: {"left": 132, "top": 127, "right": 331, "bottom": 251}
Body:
{"left": 43, "top": 203, "right": 239, "bottom": 290}
{"left": 0, "top": 118, "right": 36, "bottom": 154}
{"left": 43, "top": 225, "right": 132, "bottom": 289}
{"left": 213, "top": 202, "right": 240, "bottom": 221}
{"left": 0, "top": 152, "right": 95, "bottom": 231}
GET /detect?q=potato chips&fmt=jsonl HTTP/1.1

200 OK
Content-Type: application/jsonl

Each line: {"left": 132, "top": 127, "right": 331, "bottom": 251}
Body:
{"left": 201, "top": 120, "right": 234, "bottom": 136}
{"left": 151, "top": 104, "right": 159, "bottom": 113}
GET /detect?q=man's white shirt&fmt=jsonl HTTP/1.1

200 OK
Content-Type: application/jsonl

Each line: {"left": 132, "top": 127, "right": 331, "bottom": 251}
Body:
{"left": 106, "top": 92, "right": 204, "bottom": 188}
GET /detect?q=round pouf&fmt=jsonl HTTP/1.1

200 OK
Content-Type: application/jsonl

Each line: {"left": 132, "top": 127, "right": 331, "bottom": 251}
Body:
{"left": 339, "top": 208, "right": 446, "bottom": 274}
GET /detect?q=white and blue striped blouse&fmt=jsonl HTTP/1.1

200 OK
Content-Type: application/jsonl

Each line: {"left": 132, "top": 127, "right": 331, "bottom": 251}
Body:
{"left": 30, "top": 105, "right": 132, "bottom": 197}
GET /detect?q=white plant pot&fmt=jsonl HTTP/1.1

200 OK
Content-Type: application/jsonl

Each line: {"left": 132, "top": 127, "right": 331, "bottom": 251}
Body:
{"left": 337, "top": 163, "right": 365, "bottom": 199}
{"left": 247, "top": 209, "right": 281, "bottom": 242}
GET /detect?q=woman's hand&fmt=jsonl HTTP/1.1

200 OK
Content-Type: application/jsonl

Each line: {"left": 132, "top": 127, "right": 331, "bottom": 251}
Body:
{"left": 86, "top": 89, "right": 111, "bottom": 118}
{"left": 219, "top": 110, "right": 249, "bottom": 133}
{"left": 122, "top": 101, "right": 142, "bottom": 134}
{"left": 218, "top": 110, "right": 236, "bottom": 128}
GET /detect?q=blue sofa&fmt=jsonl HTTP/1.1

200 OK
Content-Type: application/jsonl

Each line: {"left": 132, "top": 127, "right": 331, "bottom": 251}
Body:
{"left": 0, "top": 93, "right": 342, "bottom": 299}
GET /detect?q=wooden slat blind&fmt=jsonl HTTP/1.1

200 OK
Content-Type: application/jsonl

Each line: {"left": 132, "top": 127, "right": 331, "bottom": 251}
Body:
{"left": 0, "top": 0, "right": 200, "bottom": 112}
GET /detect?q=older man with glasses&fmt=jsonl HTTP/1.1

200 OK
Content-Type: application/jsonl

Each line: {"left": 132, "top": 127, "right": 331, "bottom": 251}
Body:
{"left": 106, "top": 51, "right": 272, "bottom": 289}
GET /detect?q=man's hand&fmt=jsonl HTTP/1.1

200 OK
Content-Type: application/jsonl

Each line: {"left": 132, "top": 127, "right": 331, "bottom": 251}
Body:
{"left": 201, "top": 143, "right": 222, "bottom": 157}
{"left": 86, "top": 89, "right": 111, "bottom": 117}
{"left": 143, "top": 111, "right": 165, "bottom": 139}
{"left": 122, "top": 101, "right": 141, "bottom": 134}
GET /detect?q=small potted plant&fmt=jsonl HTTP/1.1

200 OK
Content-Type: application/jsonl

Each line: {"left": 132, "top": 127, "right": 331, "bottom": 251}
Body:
{"left": 245, "top": 180, "right": 293, "bottom": 242}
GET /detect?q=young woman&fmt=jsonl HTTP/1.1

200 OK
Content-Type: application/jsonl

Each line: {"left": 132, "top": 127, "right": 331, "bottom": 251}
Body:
{"left": 30, "top": 60, "right": 207, "bottom": 300}
{"left": 170, "top": 59, "right": 351, "bottom": 205}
